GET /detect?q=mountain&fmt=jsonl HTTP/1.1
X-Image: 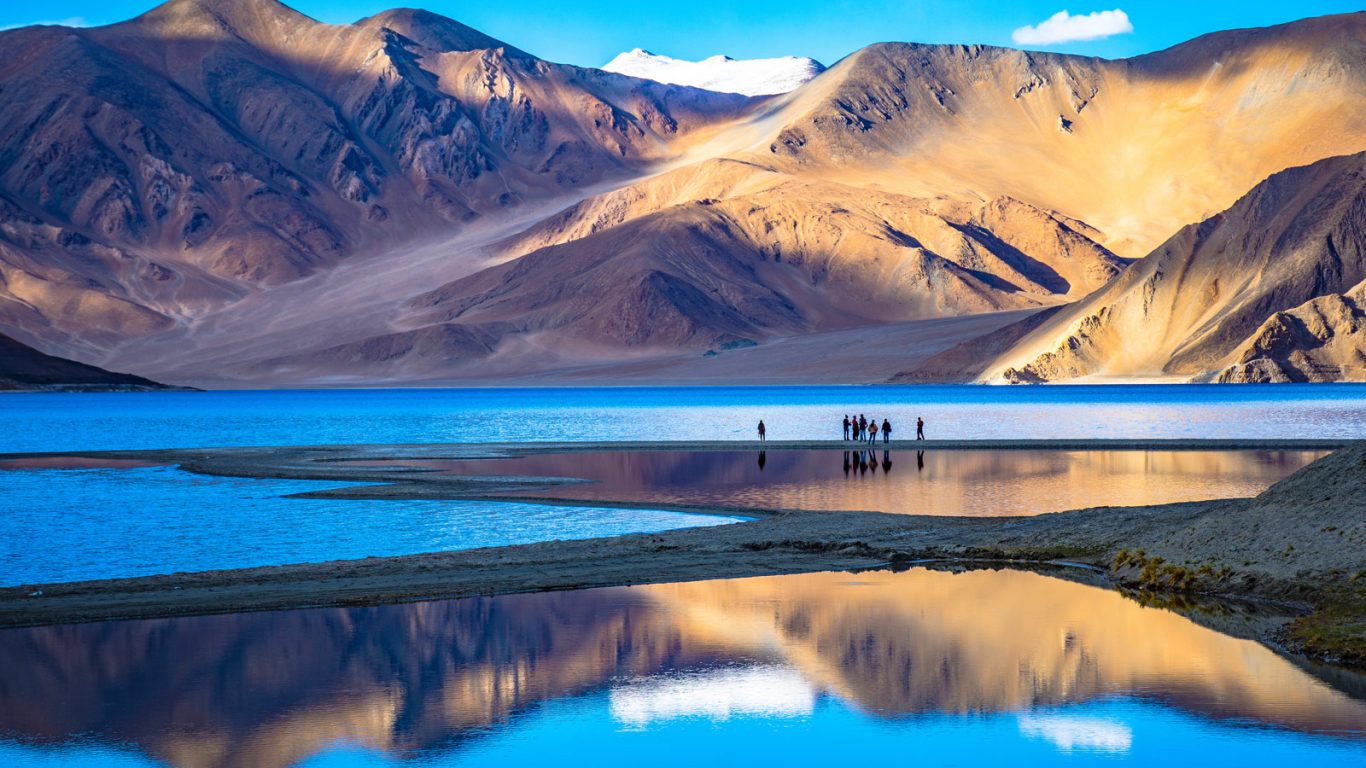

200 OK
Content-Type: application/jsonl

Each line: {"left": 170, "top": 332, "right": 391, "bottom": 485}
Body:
{"left": 0, "top": 333, "right": 167, "bottom": 390}
{"left": 935, "top": 152, "right": 1366, "bottom": 383}
{"left": 0, "top": 0, "right": 750, "bottom": 358}
{"left": 1, "top": 4, "right": 1364, "bottom": 385}
{"left": 602, "top": 49, "right": 826, "bottom": 96}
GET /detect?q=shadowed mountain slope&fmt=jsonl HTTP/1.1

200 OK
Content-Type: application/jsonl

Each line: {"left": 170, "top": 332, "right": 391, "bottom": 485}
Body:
{"left": 0, "top": 333, "right": 167, "bottom": 390}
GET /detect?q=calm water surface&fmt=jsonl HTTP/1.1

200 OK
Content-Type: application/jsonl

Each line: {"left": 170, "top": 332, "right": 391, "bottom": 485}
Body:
{"left": 0, "top": 568, "right": 1360, "bottom": 767}
{"left": 2, "top": 385, "right": 1366, "bottom": 452}
{"left": 350, "top": 449, "right": 1324, "bottom": 516}
{"left": 0, "top": 466, "right": 741, "bottom": 586}
{"left": 0, "top": 447, "right": 1317, "bottom": 585}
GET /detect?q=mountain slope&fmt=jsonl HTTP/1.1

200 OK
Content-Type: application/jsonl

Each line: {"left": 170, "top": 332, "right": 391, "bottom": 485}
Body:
{"left": 970, "top": 152, "right": 1366, "bottom": 382}
{"left": 0, "top": 333, "right": 167, "bottom": 390}
{"left": 0, "top": 0, "right": 750, "bottom": 358}
{"left": 738, "top": 14, "right": 1366, "bottom": 256}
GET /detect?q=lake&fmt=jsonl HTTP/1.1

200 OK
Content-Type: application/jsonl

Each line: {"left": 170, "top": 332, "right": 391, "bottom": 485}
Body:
{"left": 0, "top": 446, "right": 1319, "bottom": 586}
{"left": 0, "top": 465, "right": 741, "bottom": 586}
{"left": 3, "top": 384, "right": 1366, "bottom": 452}
{"left": 0, "top": 568, "right": 1360, "bottom": 767}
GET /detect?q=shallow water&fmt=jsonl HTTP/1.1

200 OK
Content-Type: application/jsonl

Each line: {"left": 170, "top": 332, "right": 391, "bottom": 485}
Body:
{"left": 3, "top": 385, "right": 1366, "bottom": 452}
{"left": 0, "top": 568, "right": 1360, "bottom": 767}
{"left": 347, "top": 448, "right": 1323, "bottom": 516}
{"left": 0, "top": 466, "right": 741, "bottom": 586}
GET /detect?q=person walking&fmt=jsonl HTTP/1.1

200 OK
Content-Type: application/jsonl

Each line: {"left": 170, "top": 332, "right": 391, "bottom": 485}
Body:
{"left": 916, "top": 417, "right": 925, "bottom": 441}
{"left": 882, "top": 418, "right": 892, "bottom": 444}
{"left": 758, "top": 419, "right": 767, "bottom": 442}
{"left": 868, "top": 419, "right": 878, "bottom": 444}
{"left": 843, "top": 415, "right": 850, "bottom": 441}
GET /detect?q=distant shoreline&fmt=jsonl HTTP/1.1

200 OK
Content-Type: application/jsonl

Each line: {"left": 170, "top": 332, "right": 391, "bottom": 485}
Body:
{"left": 1, "top": 440, "right": 1362, "bottom": 669}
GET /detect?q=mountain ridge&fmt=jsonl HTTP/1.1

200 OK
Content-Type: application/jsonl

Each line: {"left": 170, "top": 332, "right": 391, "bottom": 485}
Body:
{"left": 1, "top": 4, "right": 1363, "bottom": 385}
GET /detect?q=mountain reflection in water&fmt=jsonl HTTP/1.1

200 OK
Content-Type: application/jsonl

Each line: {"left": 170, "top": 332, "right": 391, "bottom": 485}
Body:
{"left": 349, "top": 449, "right": 1324, "bottom": 516}
{"left": 0, "top": 569, "right": 1362, "bottom": 767}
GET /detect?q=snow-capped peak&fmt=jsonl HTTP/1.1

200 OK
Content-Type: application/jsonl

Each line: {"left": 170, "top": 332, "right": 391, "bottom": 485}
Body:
{"left": 602, "top": 48, "right": 824, "bottom": 97}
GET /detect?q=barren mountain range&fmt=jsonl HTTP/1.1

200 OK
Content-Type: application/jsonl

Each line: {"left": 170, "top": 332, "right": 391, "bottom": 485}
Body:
{"left": 1, "top": 0, "right": 1363, "bottom": 385}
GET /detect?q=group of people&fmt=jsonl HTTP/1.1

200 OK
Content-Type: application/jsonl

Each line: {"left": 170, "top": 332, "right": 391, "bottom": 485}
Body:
{"left": 755, "top": 415, "right": 926, "bottom": 442}
{"left": 843, "top": 414, "right": 891, "bottom": 444}
{"left": 842, "top": 414, "right": 925, "bottom": 443}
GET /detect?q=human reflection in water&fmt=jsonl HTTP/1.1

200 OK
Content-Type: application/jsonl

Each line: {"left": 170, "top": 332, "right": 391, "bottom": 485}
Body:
{"left": 859, "top": 451, "right": 869, "bottom": 474}
{"left": 757, "top": 450, "right": 766, "bottom": 471}
{"left": 882, "top": 451, "right": 892, "bottom": 474}
{"left": 917, "top": 450, "right": 925, "bottom": 472}
{"left": 843, "top": 451, "right": 851, "bottom": 477}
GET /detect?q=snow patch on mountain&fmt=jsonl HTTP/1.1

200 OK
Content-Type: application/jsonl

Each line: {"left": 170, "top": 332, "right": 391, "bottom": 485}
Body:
{"left": 602, "top": 49, "right": 824, "bottom": 96}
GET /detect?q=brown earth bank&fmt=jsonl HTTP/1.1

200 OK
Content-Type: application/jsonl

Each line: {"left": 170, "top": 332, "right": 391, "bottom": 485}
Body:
{"left": 0, "top": 440, "right": 1362, "bottom": 668}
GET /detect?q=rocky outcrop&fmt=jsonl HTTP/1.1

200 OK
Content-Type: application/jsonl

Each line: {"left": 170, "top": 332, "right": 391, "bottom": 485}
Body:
{"left": 1215, "top": 281, "right": 1366, "bottom": 382}
{"left": 982, "top": 152, "right": 1366, "bottom": 382}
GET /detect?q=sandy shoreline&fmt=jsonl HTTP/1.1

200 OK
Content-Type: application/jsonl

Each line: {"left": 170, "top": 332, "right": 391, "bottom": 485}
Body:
{"left": 1, "top": 439, "right": 1363, "bottom": 667}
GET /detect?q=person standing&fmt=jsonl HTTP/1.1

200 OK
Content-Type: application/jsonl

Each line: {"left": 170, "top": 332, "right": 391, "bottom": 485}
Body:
{"left": 882, "top": 418, "right": 892, "bottom": 444}
{"left": 843, "top": 415, "right": 850, "bottom": 441}
{"left": 868, "top": 419, "right": 878, "bottom": 444}
{"left": 858, "top": 414, "right": 867, "bottom": 441}
{"left": 916, "top": 417, "right": 925, "bottom": 441}
{"left": 758, "top": 419, "right": 767, "bottom": 442}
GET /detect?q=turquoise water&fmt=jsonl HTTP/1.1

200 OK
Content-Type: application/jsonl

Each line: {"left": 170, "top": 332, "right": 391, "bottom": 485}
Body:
{"left": 0, "top": 568, "right": 1360, "bottom": 767}
{"left": 0, "top": 466, "right": 741, "bottom": 586}
{"left": 3, "top": 385, "right": 1366, "bottom": 452}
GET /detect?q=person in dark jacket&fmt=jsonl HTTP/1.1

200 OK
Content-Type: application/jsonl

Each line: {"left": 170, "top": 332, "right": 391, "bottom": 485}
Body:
{"left": 882, "top": 418, "right": 892, "bottom": 444}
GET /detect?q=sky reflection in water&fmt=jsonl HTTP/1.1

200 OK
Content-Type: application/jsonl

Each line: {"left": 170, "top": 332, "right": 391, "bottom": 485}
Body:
{"left": 0, "top": 568, "right": 1361, "bottom": 767}
{"left": 0, "top": 465, "right": 740, "bottom": 586}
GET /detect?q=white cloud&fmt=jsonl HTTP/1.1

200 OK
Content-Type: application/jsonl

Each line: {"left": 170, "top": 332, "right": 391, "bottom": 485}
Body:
{"left": 1012, "top": 9, "right": 1134, "bottom": 46}
{"left": 0, "top": 17, "right": 88, "bottom": 32}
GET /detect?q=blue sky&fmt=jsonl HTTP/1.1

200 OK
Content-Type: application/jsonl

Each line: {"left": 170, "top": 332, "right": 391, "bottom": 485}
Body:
{"left": 2, "top": 1, "right": 1361, "bottom": 67}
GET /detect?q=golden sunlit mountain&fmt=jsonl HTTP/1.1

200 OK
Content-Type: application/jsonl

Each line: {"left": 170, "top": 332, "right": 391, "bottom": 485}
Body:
{"left": 940, "top": 151, "right": 1366, "bottom": 382}
{"left": 1, "top": 1, "right": 1363, "bottom": 384}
